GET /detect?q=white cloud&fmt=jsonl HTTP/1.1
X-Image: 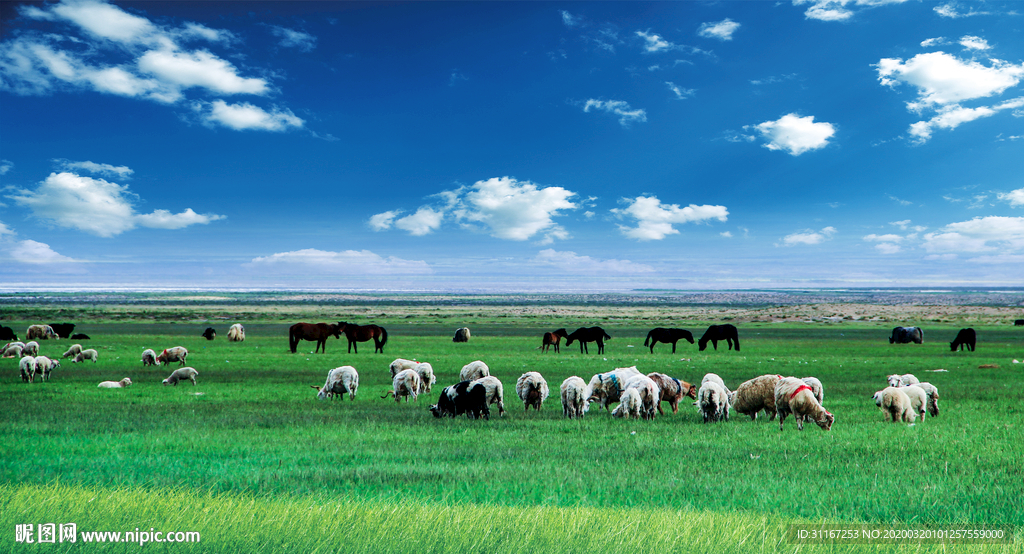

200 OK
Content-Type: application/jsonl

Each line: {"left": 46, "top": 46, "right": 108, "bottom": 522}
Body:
{"left": 697, "top": 19, "right": 740, "bottom": 41}
{"left": 0, "top": 160, "right": 13, "bottom": 175}
{"left": 779, "top": 226, "right": 836, "bottom": 246}
{"left": 195, "top": 100, "right": 304, "bottom": 131}
{"left": 875, "top": 243, "right": 902, "bottom": 254}
{"left": 137, "top": 49, "right": 268, "bottom": 95}
{"left": 922, "top": 216, "right": 1024, "bottom": 253}
{"left": 269, "top": 26, "right": 316, "bottom": 52}
{"left": 395, "top": 207, "right": 444, "bottom": 236}
{"left": 560, "top": 10, "right": 582, "bottom": 27}
{"left": 8, "top": 239, "right": 79, "bottom": 264}
{"left": 461, "top": 177, "right": 577, "bottom": 242}
{"left": 533, "top": 249, "right": 654, "bottom": 274}
{"left": 887, "top": 194, "right": 913, "bottom": 206}
{"left": 921, "top": 37, "right": 947, "bottom": 48}
{"left": 666, "top": 82, "right": 694, "bottom": 100}
{"left": 864, "top": 234, "right": 903, "bottom": 242}
{"left": 997, "top": 188, "right": 1024, "bottom": 207}
{"left": 368, "top": 210, "right": 400, "bottom": 231}
{"left": 794, "top": 0, "right": 909, "bottom": 22}
{"left": 248, "top": 249, "right": 431, "bottom": 275}
{"left": 56, "top": 159, "right": 133, "bottom": 178}
{"left": 751, "top": 113, "right": 835, "bottom": 155}
{"left": 612, "top": 196, "right": 728, "bottom": 241}
{"left": 877, "top": 52, "right": 1024, "bottom": 111}
{"left": 44, "top": 0, "right": 160, "bottom": 46}
{"left": 908, "top": 97, "right": 1024, "bottom": 143}
{"left": 934, "top": 2, "right": 988, "bottom": 18}
{"left": 582, "top": 99, "right": 647, "bottom": 126}
{"left": 636, "top": 31, "right": 673, "bottom": 53}
{"left": 6, "top": 170, "right": 225, "bottom": 237}
{"left": 959, "top": 35, "right": 990, "bottom": 51}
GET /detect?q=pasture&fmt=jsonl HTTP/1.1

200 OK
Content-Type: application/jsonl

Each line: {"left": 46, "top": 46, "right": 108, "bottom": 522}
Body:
{"left": 2, "top": 300, "right": 1023, "bottom": 553}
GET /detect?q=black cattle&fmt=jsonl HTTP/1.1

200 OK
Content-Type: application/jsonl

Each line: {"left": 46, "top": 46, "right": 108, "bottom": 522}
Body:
{"left": 1015, "top": 319, "right": 1024, "bottom": 326}
{"left": 70, "top": 333, "right": 90, "bottom": 340}
{"left": 698, "top": 324, "right": 740, "bottom": 352}
{"left": 950, "top": 328, "right": 976, "bottom": 352}
{"left": 48, "top": 323, "right": 76, "bottom": 339}
{"left": 202, "top": 327, "right": 217, "bottom": 340}
{"left": 889, "top": 326, "right": 923, "bottom": 344}
{"left": 429, "top": 381, "right": 490, "bottom": 420}
{"left": 565, "top": 326, "right": 611, "bottom": 354}
{"left": 453, "top": 327, "right": 470, "bottom": 343}
{"left": 644, "top": 328, "right": 694, "bottom": 353}
{"left": 0, "top": 326, "right": 16, "bottom": 341}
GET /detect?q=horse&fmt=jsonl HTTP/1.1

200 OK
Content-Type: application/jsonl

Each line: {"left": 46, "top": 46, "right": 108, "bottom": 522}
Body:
{"left": 889, "top": 326, "right": 923, "bottom": 344}
{"left": 339, "top": 322, "right": 388, "bottom": 354}
{"left": 565, "top": 326, "right": 611, "bottom": 354}
{"left": 289, "top": 322, "right": 341, "bottom": 353}
{"left": 541, "top": 328, "right": 568, "bottom": 353}
{"left": 950, "top": 328, "right": 976, "bottom": 352}
{"left": 644, "top": 328, "right": 694, "bottom": 353}
{"left": 698, "top": 324, "right": 740, "bottom": 352}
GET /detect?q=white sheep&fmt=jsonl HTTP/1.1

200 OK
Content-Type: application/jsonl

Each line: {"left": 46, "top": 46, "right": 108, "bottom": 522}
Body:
{"left": 516, "top": 371, "right": 549, "bottom": 411}
{"left": 560, "top": 376, "right": 588, "bottom": 419}
{"left": 698, "top": 381, "right": 730, "bottom": 423}
{"left": 162, "top": 366, "right": 199, "bottom": 386}
{"left": 701, "top": 372, "right": 731, "bottom": 395}
{"left": 901, "top": 385, "right": 928, "bottom": 421}
{"left": 98, "top": 378, "right": 132, "bottom": 389}
{"left": 911, "top": 382, "right": 940, "bottom": 417}
{"left": 414, "top": 362, "right": 436, "bottom": 393}
{"left": 314, "top": 366, "right": 359, "bottom": 401}
{"left": 382, "top": 369, "right": 421, "bottom": 402}
{"left": 34, "top": 356, "right": 58, "bottom": 382}
{"left": 887, "top": 373, "right": 919, "bottom": 388}
{"left": 583, "top": 366, "right": 641, "bottom": 411}
{"left": 156, "top": 346, "right": 188, "bottom": 366}
{"left": 3, "top": 342, "right": 25, "bottom": 358}
{"left": 141, "top": 349, "right": 157, "bottom": 367}
{"left": 873, "top": 386, "right": 916, "bottom": 424}
{"left": 801, "top": 376, "right": 825, "bottom": 405}
{"left": 19, "top": 356, "right": 36, "bottom": 383}
{"left": 72, "top": 349, "right": 99, "bottom": 363}
{"left": 469, "top": 375, "right": 506, "bottom": 417}
{"left": 611, "top": 388, "right": 643, "bottom": 419}
{"left": 729, "top": 374, "right": 782, "bottom": 421}
{"left": 22, "top": 341, "right": 40, "bottom": 357}
{"left": 63, "top": 344, "right": 83, "bottom": 359}
{"left": 389, "top": 358, "right": 419, "bottom": 377}
{"left": 227, "top": 323, "right": 245, "bottom": 342}
{"left": 775, "top": 377, "right": 834, "bottom": 431}
{"left": 460, "top": 360, "right": 490, "bottom": 382}
{"left": 623, "top": 373, "right": 660, "bottom": 420}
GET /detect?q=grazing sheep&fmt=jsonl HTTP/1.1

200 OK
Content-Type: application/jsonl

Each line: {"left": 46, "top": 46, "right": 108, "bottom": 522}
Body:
{"left": 698, "top": 381, "right": 730, "bottom": 423}
{"left": 141, "top": 349, "right": 158, "bottom": 367}
{"left": 801, "top": 376, "right": 825, "bottom": 405}
{"left": 730, "top": 374, "right": 782, "bottom": 421}
{"left": 469, "top": 375, "right": 506, "bottom": 417}
{"left": 887, "top": 373, "right": 919, "bottom": 388}
{"left": 912, "top": 382, "right": 940, "bottom": 417}
{"left": 389, "top": 358, "right": 419, "bottom": 377}
{"left": 26, "top": 324, "right": 58, "bottom": 341}
{"left": 21, "top": 341, "right": 40, "bottom": 357}
{"left": 162, "top": 366, "right": 199, "bottom": 386}
{"left": 34, "top": 356, "right": 58, "bottom": 382}
{"left": 63, "top": 344, "right": 83, "bottom": 359}
{"left": 460, "top": 360, "right": 490, "bottom": 382}
{"left": 623, "top": 374, "right": 660, "bottom": 420}
{"left": 560, "top": 376, "right": 588, "bottom": 419}
{"left": 453, "top": 327, "right": 470, "bottom": 342}
{"left": 72, "top": 349, "right": 99, "bottom": 363}
{"left": 775, "top": 377, "right": 834, "bottom": 431}
{"left": 516, "top": 371, "right": 549, "bottom": 411}
{"left": 2, "top": 343, "right": 24, "bottom": 358}
{"left": 98, "top": 378, "right": 132, "bottom": 389}
{"left": 382, "top": 369, "right": 421, "bottom": 402}
{"left": 227, "top": 323, "right": 245, "bottom": 342}
{"left": 313, "top": 366, "right": 359, "bottom": 400}
{"left": 414, "top": 362, "right": 436, "bottom": 393}
{"left": 646, "top": 372, "right": 697, "bottom": 414}
{"left": 583, "top": 366, "right": 641, "bottom": 411}
{"left": 701, "top": 373, "right": 731, "bottom": 395}
{"left": 611, "top": 388, "right": 643, "bottom": 420}
{"left": 901, "top": 385, "right": 929, "bottom": 421}
{"left": 873, "top": 386, "right": 916, "bottom": 424}
{"left": 429, "top": 381, "right": 489, "bottom": 419}
{"left": 156, "top": 346, "right": 188, "bottom": 367}
{"left": 19, "top": 356, "right": 36, "bottom": 383}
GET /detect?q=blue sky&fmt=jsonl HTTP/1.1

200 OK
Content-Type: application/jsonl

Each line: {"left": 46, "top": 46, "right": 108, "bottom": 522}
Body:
{"left": 1, "top": 0, "right": 1022, "bottom": 291}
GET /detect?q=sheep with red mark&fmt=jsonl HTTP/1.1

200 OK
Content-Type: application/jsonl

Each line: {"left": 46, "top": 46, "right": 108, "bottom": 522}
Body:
{"left": 157, "top": 347, "right": 188, "bottom": 367}
{"left": 801, "top": 376, "right": 825, "bottom": 405}
{"left": 775, "top": 377, "right": 833, "bottom": 431}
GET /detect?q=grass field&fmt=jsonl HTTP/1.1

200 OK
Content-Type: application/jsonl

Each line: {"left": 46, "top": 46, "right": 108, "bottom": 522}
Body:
{"left": 2, "top": 299, "right": 1023, "bottom": 552}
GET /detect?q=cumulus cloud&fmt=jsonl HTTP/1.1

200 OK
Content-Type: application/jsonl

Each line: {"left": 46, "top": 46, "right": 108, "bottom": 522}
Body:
{"left": 921, "top": 37, "right": 947, "bottom": 48}
{"left": 612, "top": 196, "right": 728, "bottom": 241}
{"left": 922, "top": 216, "right": 1024, "bottom": 253}
{"left": 532, "top": 249, "right": 654, "bottom": 274}
{"left": 582, "top": 99, "right": 647, "bottom": 126}
{"left": 636, "top": 31, "right": 673, "bottom": 52}
{"left": 794, "top": 0, "right": 909, "bottom": 22}
{"left": 697, "top": 19, "right": 740, "bottom": 41}
{"left": 395, "top": 207, "right": 444, "bottom": 236}
{"left": 998, "top": 188, "right": 1024, "bottom": 207}
{"left": 959, "top": 35, "right": 990, "bottom": 51}
{"left": 247, "top": 249, "right": 431, "bottom": 275}
{"left": 55, "top": 159, "right": 132, "bottom": 178}
{"left": 368, "top": 210, "right": 400, "bottom": 231}
{"left": 779, "top": 226, "right": 836, "bottom": 246}
{"left": 0, "top": 220, "right": 80, "bottom": 266}
{"left": 194, "top": 100, "right": 304, "bottom": 131}
{"left": 6, "top": 170, "right": 224, "bottom": 237}
{"left": 864, "top": 233, "right": 903, "bottom": 254}
{"left": 908, "top": 97, "right": 1024, "bottom": 143}
{"left": 268, "top": 26, "right": 316, "bottom": 52}
{"left": 750, "top": 113, "right": 835, "bottom": 155}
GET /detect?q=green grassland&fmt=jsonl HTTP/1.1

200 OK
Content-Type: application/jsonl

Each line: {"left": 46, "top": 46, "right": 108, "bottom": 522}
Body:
{"left": 2, "top": 303, "right": 1023, "bottom": 552}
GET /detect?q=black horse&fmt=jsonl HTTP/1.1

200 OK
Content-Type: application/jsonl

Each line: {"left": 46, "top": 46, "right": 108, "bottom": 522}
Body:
{"left": 289, "top": 322, "right": 342, "bottom": 353}
{"left": 698, "top": 324, "right": 740, "bottom": 352}
{"left": 565, "top": 326, "right": 611, "bottom": 354}
{"left": 950, "top": 328, "right": 976, "bottom": 352}
{"left": 644, "top": 328, "right": 694, "bottom": 353}
{"left": 339, "top": 322, "right": 388, "bottom": 354}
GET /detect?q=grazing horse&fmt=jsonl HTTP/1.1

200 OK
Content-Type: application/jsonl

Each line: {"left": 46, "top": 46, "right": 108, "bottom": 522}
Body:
{"left": 644, "top": 328, "right": 694, "bottom": 353}
{"left": 889, "top": 326, "right": 923, "bottom": 344}
{"left": 950, "top": 328, "right": 976, "bottom": 352}
{"left": 289, "top": 322, "right": 341, "bottom": 353}
{"left": 339, "top": 322, "right": 388, "bottom": 354}
{"left": 541, "top": 328, "right": 568, "bottom": 353}
{"left": 698, "top": 324, "right": 740, "bottom": 352}
{"left": 565, "top": 326, "right": 611, "bottom": 354}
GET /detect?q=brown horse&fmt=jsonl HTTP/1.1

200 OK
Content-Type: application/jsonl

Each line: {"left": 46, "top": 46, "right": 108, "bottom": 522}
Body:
{"left": 541, "top": 328, "right": 568, "bottom": 353}
{"left": 289, "top": 322, "right": 342, "bottom": 353}
{"left": 339, "top": 322, "right": 388, "bottom": 353}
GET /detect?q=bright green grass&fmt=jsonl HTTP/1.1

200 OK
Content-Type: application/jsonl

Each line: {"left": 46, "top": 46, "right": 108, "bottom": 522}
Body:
{"left": 1, "top": 322, "right": 1022, "bottom": 552}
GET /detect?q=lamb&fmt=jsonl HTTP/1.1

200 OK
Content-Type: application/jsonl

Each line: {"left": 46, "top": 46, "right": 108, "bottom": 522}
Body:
{"left": 469, "top": 375, "right": 506, "bottom": 417}
{"left": 611, "top": 388, "right": 643, "bottom": 419}
{"left": 460, "top": 360, "right": 490, "bottom": 382}
{"left": 98, "top": 378, "right": 132, "bottom": 389}
{"left": 162, "top": 366, "right": 199, "bottom": 386}
{"left": 775, "top": 377, "right": 833, "bottom": 431}
{"left": 887, "top": 373, "right": 919, "bottom": 388}
{"left": 72, "top": 349, "right": 99, "bottom": 363}
{"left": 873, "top": 386, "right": 916, "bottom": 424}
{"left": 623, "top": 374, "right": 659, "bottom": 419}
{"left": 560, "top": 376, "right": 588, "bottom": 419}
{"left": 227, "top": 323, "right": 245, "bottom": 342}
{"left": 516, "top": 371, "right": 549, "bottom": 411}
{"left": 801, "top": 376, "right": 825, "bottom": 405}
{"left": 63, "top": 344, "right": 83, "bottom": 359}
{"left": 141, "top": 349, "right": 158, "bottom": 367}
{"left": 584, "top": 366, "right": 641, "bottom": 411}
{"left": 313, "top": 366, "right": 359, "bottom": 400}
{"left": 19, "top": 356, "right": 36, "bottom": 383}
{"left": 21, "top": 341, "right": 40, "bottom": 357}
{"left": 34, "top": 356, "right": 58, "bottom": 382}
{"left": 381, "top": 369, "right": 421, "bottom": 402}
{"left": 156, "top": 346, "right": 188, "bottom": 367}
{"left": 911, "top": 382, "right": 940, "bottom": 417}
{"left": 701, "top": 373, "right": 731, "bottom": 395}
{"left": 389, "top": 358, "right": 419, "bottom": 377}
{"left": 901, "top": 385, "right": 929, "bottom": 421}
{"left": 646, "top": 372, "right": 697, "bottom": 414}
{"left": 697, "top": 381, "right": 730, "bottom": 423}
{"left": 26, "top": 324, "right": 58, "bottom": 340}
{"left": 2, "top": 343, "right": 24, "bottom": 358}
{"left": 414, "top": 362, "right": 436, "bottom": 393}
{"left": 729, "top": 374, "right": 782, "bottom": 421}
